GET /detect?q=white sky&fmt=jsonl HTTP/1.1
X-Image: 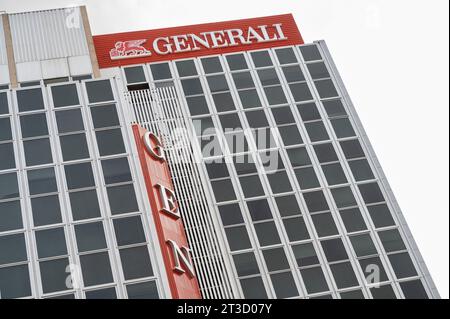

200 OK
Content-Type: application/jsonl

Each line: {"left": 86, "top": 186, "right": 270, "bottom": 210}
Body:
{"left": 1, "top": 0, "right": 448, "bottom": 298}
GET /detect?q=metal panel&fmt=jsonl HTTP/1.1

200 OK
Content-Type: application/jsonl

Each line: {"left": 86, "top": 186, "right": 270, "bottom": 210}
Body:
{"left": 9, "top": 7, "right": 88, "bottom": 63}
{"left": 0, "top": 15, "right": 8, "bottom": 65}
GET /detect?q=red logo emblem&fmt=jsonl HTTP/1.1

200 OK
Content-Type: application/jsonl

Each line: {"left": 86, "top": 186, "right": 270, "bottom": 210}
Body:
{"left": 110, "top": 39, "right": 152, "bottom": 60}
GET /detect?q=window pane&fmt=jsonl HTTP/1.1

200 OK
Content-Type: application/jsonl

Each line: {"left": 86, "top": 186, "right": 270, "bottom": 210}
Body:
{"left": 240, "top": 277, "right": 267, "bottom": 299}
{"left": 207, "top": 74, "right": 229, "bottom": 92}
{"left": 323, "top": 99, "right": 347, "bottom": 118}
{"left": 127, "top": 281, "right": 159, "bottom": 299}
{"left": 150, "top": 63, "right": 172, "bottom": 80}
{"left": 124, "top": 66, "right": 146, "bottom": 84}
{"left": 247, "top": 199, "right": 272, "bottom": 221}
{"left": 113, "top": 216, "right": 146, "bottom": 246}
{"left": 311, "top": 213, "right": 339, "bottom": 237}
{"left": 276, "top": 47, "right": 297, "bottom": 64}
{"left": 86, "top": 287, "right": 117, "bottom": 299}
{"left": 282, "top": 65, "right": 304, "bottom": 83}
{"left": 359, "top": 257, "right": 388, "bottom": 283}
{"left": 370, "top": 284, "right": 396, "bottom": 299}
{"left": 307, "top": 62, "right": 330, "bottom": 79}
{"left": 69, "top": 189, "right": 101, "bottom": 221}
{"left": 101, "top": 157, "right": 132, "bottom": 184}
{"left": 297, "top": 102, "right": 321, "bottom": 122}
{"left": 40, "top": 258, "right": 69, "bottom": 293}
{"left": 331, "top": 187, "right": 357, "bottom": 209}
{"left": 35, "top": 228, "right": 67, "bottom": 258}
{"left": 27, "top": 167, "right": 57, "bottom": 195}
{"left": 245, "top": 110, "right": 268, "bottom": 128}
{"left": 349, "top": 159, "right": 374, "bottom": 181}
{"left": 331, "top": 118, "right": 356, "bottom": 138}
{"left": 23, "top": 138, "right": 53, "bottom": 166}
{"left": 340, "top": 139, "right": 364, "bottom": 159}
{"left": 278, "top": 125, "right": 303, "bottom": 146}
{"left": 295, "top": 167, "right": 320, "bottom": 189}
{"left": 224, "top": 226, "right": 251, "bottom": 251}
{"left": 301, "top": 266, "right": 329, "bottom": 294}
{"left": 330, "top": 262, "right": 359, "bottom": 289}
{"left": 287, "top": 147, "right": 311, "bottom": 168}
{"left": 274, "top": 195, "right": 301, "bottom": 217}
{"left": 389, "top": 252, "right": 417, "bottom": 279}
{"left": 219, "top": 113, "right": 242, "bottom": 130}
{"left": 30, "top": 195, "right": 61, "bottom": 226}
{"left": 322, "top": 162, "right": 348, "bottom": 185}
{"left": 211, "top": 179, "right": 236, "bottom": 202}
{"left": 75, "top": 222, "right": 107, "bottom": 252}
{"left": 271, "top": 106, "right": 295, "bottom": 125}
{"left": 0, "top": 200, "right": 23, "bottom": 232}
{"left": 0, "top": 233, "right": 27, "bottom": 265}
{"left": 239, "top": 175, "right": 265, "bottom": 198}
{"left": 289, "top": 82, "right": 313, "bottom": 102}
{"left": 300, "top": 45, "right": 322, "bottom": 61}
{"left": 90, "top": 104, "right": 120, "bottom": 128}
{"left": 0, "top": 264, "right": 31, "bottom": 298}
{"left": 17, "top": 88, "right": 44, "bottom": 112}
{"left": 254, "top": 221, "right": 281, "bottom": 246}
{"left": 292, "top": 243, "right": 319, "bottom": 267}
{"left": 65, "top": 162, "right": 95, "bottom": 190}
{"left": 233, "top": 252, "right": 259, "bottom": 277}
{"left": 55, "top": 109, "right": 84, "bottom": 133}
{"left": 238, "top": 89, "right": 261, "bottom": 109}
{"left": 314, "top": 143, "right": 338, "bottom": 163}
{"left": 219, "top": 204, "right": 244, "bottom": 226}
{"left": 358, "top": 183, "right": 385, "bottom": 204}
{"left": 226, "top": 54, "right": 248, "bottom": 71}
{"left": 251, "top": 51, "right": 272, "bottom": 67}
{"left": 262, "top": 247, "right": 290, "bottom": 271}
{"left": 340, "top": 289, "right": 365, "bottom": 299}
{"left": 0, "top": 143, "right": 15, "bottom": 170}
{"left": 85, "top": 80, "right": 114, "bottom": 103}
{"left": 321, "top": 238, "right": 348, "bottom": 262}
{"left": 96, "top": 129, "right": 126, "bottom": 156}
{"left": 339, "top": 207, "right": 367, "bottom": 233}
{"left": 367, "top": 204, "right": 395, "bottom": 228}
{"left": 378, "top": 229, "right": 406, "bottom": 253}
{"left": 264, "top": 86, "right": 287, "bottom": 105}
{"left": 80, "top": 252, "right": 114, "bottom": 286}
{"left": 186, "top": 95, "right": 209, "bottom": 116}
{"left": 201, "top": 57, "right": 223, "bottom": 74}
{"left": 305, "top": 121, "right": 329, "bottom": 142}
{"left": 400, "top": 280, "right": 428, "bottom": 299}
{"left": 257, "top": 68, "right": 279, "bottom": 86}
{"left": 212, "top": 91, "right": 235, "bottom": 112}
{"left": 51, "top": 84, "right": 80, "bottom": 107}
{"left": 350, "top": 234, "right": 378, "bottom": 257}
{"left": 181, "top": 78, "right": 203, "bottom": 96}
{"left": 267, "top": 171, "right": 292, "bottom": 194}
{"left": 232, "top": 72, "right": 255, "bottom": 90}
{"left": 0, "top": 92, "right": 8, "bottom": 114}
{"left": 303, "top": 191, "right": 329, "bottom": 212}
{"left": 0, "top": 117, "right": 12, "bottom": 141}
{"left": 176, "top": 60, "right": 197, "bottom": 77}
{"left": 107, "top": 184, "right": 139, "bottom": 214}
{"left": 271, "top": 272, "right": 299, "bottom": 298}
{"left": 315, "top": 79, "right": 338, "bottom": 99}
{"left": 120, "top": 246, "right": 153, "bottom": 280}
{"left": 283, "top": 217, "right": 310, "bottom": 242}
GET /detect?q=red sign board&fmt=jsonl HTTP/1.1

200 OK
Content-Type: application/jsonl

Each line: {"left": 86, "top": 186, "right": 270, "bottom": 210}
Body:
{"left": 93, "top": 14, "right": 303, "bottom": 68}
{"left": 132, "top": 124, "right": 201, "bottom": 299}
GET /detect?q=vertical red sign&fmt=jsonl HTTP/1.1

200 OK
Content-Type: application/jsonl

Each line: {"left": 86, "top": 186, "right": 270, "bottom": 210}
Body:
{"left": 132, "top": 124, "right": 201, "bottom": 299}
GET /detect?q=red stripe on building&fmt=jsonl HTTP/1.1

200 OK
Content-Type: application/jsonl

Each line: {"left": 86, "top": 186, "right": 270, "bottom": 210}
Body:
{"left": 93, "top": 14, "right": 303, "bottom": 68}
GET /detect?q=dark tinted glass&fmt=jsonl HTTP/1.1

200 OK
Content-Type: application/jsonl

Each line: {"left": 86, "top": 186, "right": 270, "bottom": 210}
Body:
{"left": 238, "top": 89, "right": 262, "bottom": 109}
{"left": 124, "top": 66, "right": 146, "bottom": 84}
{"left": 218, "top": 204, "right": 244, "bottom": 226}
{"left": 282, "top": 65, "right": 305, "bottom": 83}
{"left": 321, "top": 238, "right": 348, "bottom": 262}
{"left": 35, "top": 228, "right": 67, "bottom": 258}
{"left": 23, "top": 138, "right": 53, "bottom": 166}
{"left": 226, "top": 54, "right": 248, "bottom": 70}
{"left": 283, "top": 217, "right": 310, "bottom": 242}
{"left": 55, "top": 108, "right": 84, "bottom": 133}
{"left": 27, "top": 167, "right": 57, "bottom": 195}
{"left": 311, "top": 213, "right": 339, "bottom": 237}
{"left": 85, "top": 287, "right": 117, "bottom": 299}
{"left": 186, "top": 95, "right": 209, "bottom": 116}
{"left": 301, "top": 266, "right": 329, "bottom": 294}
{"left": 181, "top": 78, "right": 203, "bottom": 96}
{"left": 17, "top": 88, "right": 44, "bottom": 112}
{"left": 275, "top": 195, "right": 301, "bottom": 217}
{"left": 212, "top": 92, "right": 235, "bottom": 112}
{"left": 96, "top": 129, "right": 126, "bottom": 156}
{"left": 378, "top": 229, "right": 406, "bottom": 253}
{"left": 85, "top": 80, "right": 114, "bottom": 103}
{"left": 207, "top": 74, "right": 229, "bottom": 92}
{"left": 370, "top": 284, "right": 396, "bottom": 299}
{"left": 205, "top": 162, "right": 229, "bottom": 179}
{"left": 150, "top": 63, "right": 172, "bottom": 80}
{"left": 0, "top": 117, "right": 12, "bottom": 141}
{"left": 349, "top": 159, "right": 374, "bottom": 181}
{"left": 315, "top": 79, "right": 338, "bottom": 99}
{"left": 120, "top": 246, "right": 153, "bottom": 280}
{"left": 339, "top": 207, "right": 367, "bottom": 233}
{"left": 60, "top": 133, "right": 90, "bottom": 161}
{"left": 233, "top": 252, "right": 259, "bottom": 277}
{"left": 39, "top": 258, "right": 70, "bottom": 293}
{"left": 245, "top": 110, "right": 268, "bottom": 128}
{"left": 31, "top": 195, "right": 62, "bottom": 226}
{"left": 240, "top": 277, "right": 267, "bottom": 299}
{"left": 107, "top": 184, "right": 139, "bottom": 214}
{"left": 297, "top": 102, "right": 321, "bottom": 122}
{"left": 0, "top": 201, "right": 23, "bottom": 232}
{"left": 0, "top": 264, "right": 31, "bottom": 298}
{"left": 262, "top": 247, "right": 290, "bottom": 271}
{"left": 75, "top": 222, "right": 107, "bottom": 252}
{"left": 257, "top": 68, "right": 279, "bottom": 86}
{"left": 264, "top": 86, "right": 287, "bottom": 105}
{"left": 275, "top": 47, "right": 297, "bottom": 64}
{"left": 232, "top": 72, "right": 255, "bottom": 89}
{"left": 389, "top": 252, "right": 417, "bottom": 279}
{"left": 323, "top": 99, "right": 347, "bottom": 117}
{"left": 340, "top": 139, "right": 364, "bottom": 159}
{"left": 90, "top": 104, "right": 120, "bottom": 128}
{"left": 267, "top": 171, "right": 292, "bottom": 194}
{"left": 331, "top": 118, "right": 356, "bottom": 138}
{"left": 358, "top": 183, "right": 385, "bottom": 204}
{"left": 292, "top": 243, "right": 319, "bottom": 267}
{"left": 271, "top": 272, "right": 299, "bottom": 298}
{"left": 224, "top": 226, "right": 251, "bottom": 251}
{"left": 271, "top": 106, "right": 295, "bottom": 125}
{"left": 219, "top": 113, "right": 242, "bottom": 130}
{"left": 127, "top": 281, "right": 159, "bottom": 299}
{"left": 20, "top": 113, "right": 48, "bottom": 138}
{"left": 80, "top": 252, "right": 114, "bottom": 286}
{"left": 289, "top": 83, "right": 313, "bottom": 102}
{"left": 0, "top": 233, "right": 27, "bottom": 265}
{"left": 0, "top": 143, "right": 15, "bottom": 170}
{"left": 305, "top": 121, "right": 329, "bottom": 142}
{"left": 201, "top": 57, "right": 223, "bottom": 74}
{"left": 69, "top": 189, "right": 101, "bottom": 220}
{"left": 299, "top": 45, "right": 322, "bottom": 61}
{"left": 350, "top": 234, "right": 378, "bottom": 257}
{"left": 0, "top": 92, "right": 8, "bottom": 114}
{"left": 330, "top": 262, "right": 359, "bottom": 289}
{"left": 51, "top": 84, "right": 80, "bottom": 107}
{"left": 359, "top": 257, "right": 388, "bottom": 283}
{"left": 295, "top": 167, "right": 320, "bottom": 189}
{"left": 367, "top": 204, "right": 395, "bottom": 228}
{"left": 247, "top": 199, "right": 272, "bottom": 221}
{"left": 251, "top": 51, "right": 272, "bottom": 67}
{"left": 65, "top": 162, "right": 95, "bottom": 190}
{"left": 307, "top": 62, "right": 330, "bottom": 79}
{"left": 322, "top": 162, "right": 348, "bottom": 185}
{"left": 278, "top": 125, "right": 303, "bottom": 146}
{"left": 303, "top": 191, "right": 329, "bottom": 212}
{"left": 331, "top": 187, "right": 357, "bottom": 208}
{"left": 102, "top": 157, "right": 132, "bottom": 184}
{"left": 113, "top": 216, "right": 146, "bottom": 246}
{"left": 211, "top": 179, "right": 236, "bottom": 202}
{"left": 239, "top": 175, "right": 265, "bottom": 198}
{"left": 400, "top": 280, "right": 428, "bottom": 299}
{"left": 176, "top": 60, "right": 197, "bottom": 77}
